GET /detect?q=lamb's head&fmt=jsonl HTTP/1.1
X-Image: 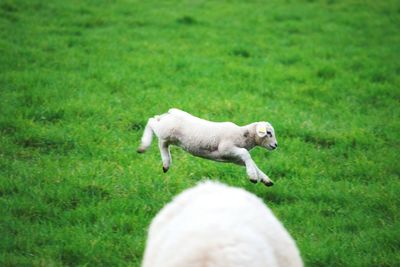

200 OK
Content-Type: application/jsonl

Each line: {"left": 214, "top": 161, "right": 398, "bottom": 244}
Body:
{"left": 255, "top": 122, "right": 278, "bottom": 150}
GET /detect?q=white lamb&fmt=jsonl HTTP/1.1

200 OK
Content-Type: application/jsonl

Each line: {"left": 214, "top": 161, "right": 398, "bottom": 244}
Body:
{"left": 137, "top": 108, "right": 278, "bottom": 186}
{"left": 141, "top": 181, "right": 303, "bottom": 267}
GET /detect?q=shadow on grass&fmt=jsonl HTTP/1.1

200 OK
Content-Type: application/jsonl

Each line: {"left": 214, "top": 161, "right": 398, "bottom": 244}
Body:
{"left": 262, "top": 191, "right": 299, "bottom": 205}
{"left": 176, "top": 16, "right": 197, "bottom": 25}
{"left": 15, "top": 136, "right": 75, "bottom": 154}
{"left": 231, "top": 49, "right": 251, "bottom": 58}
{"left": 281, "top": 128, "right": 337, "bottom": 149}
{"left": 128, "top": 121, "right": 146, "bottom": 131}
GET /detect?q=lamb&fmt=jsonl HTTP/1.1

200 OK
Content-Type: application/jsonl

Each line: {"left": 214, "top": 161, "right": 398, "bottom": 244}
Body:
{"left": 137, "top": 108, "right": 278, "bottom": 186}
{"left": 141, "top": 181, "right": 303, "bottom": 267}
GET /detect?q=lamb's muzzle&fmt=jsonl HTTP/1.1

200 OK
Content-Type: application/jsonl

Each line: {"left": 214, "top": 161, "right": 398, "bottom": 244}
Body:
{"left": 269, "top": 143, "right": 278, "bottom": 150}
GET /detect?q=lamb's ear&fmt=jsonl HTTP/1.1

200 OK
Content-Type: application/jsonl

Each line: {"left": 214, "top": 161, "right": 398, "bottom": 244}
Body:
{"left": 256, "top": 123, "right": 267, "bottom": 138}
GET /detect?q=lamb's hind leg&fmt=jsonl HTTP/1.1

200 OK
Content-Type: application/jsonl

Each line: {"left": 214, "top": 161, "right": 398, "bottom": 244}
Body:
{"left": 159, "top": 140, "right": 171, "bottom": 173}
{"left": 137, "top": 118, "right": 156, "bottom": 153}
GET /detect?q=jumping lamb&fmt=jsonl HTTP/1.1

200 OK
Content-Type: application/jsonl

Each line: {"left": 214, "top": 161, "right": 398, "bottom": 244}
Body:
{"left": 141, "top": 181, "right": 303, "bottom": 267}
{"left": 137, "top": 108, "right": 278, "bottom": 186}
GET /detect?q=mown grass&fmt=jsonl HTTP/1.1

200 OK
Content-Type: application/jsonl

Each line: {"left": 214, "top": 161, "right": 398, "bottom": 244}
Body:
{"left": 1, "top": 0, "right": 399, "bottom": 266}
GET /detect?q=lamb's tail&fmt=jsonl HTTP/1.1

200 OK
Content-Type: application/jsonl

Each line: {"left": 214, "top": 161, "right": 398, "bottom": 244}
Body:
{"left": 137, "top": 117, "right": 157, "bottom": 153}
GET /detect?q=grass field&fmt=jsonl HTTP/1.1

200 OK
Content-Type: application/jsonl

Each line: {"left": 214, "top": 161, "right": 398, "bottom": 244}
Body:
{"left": 1, "top": 0, "right": 399, "bottom": 266}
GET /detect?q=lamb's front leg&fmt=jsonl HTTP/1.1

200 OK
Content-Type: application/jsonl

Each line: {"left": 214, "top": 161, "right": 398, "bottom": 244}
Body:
{"left": 220, "top": 145, "right": 261, "bottom": 184}
{"left": 223, "top": 146, "right": 273, "bottom": 186}
{"left": 254, "top": 166, "right": 274, "bottom": 187}
{"left": 158, "top": 140, "right": 171, "bottom": 173}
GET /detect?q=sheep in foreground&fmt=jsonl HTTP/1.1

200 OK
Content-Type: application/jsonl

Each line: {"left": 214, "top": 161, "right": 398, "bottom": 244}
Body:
{"left": 137, "top": 108, "right": 278, "bottom": 186}
{"left": 141, "top": 181, "right": 303, "bottom": 267}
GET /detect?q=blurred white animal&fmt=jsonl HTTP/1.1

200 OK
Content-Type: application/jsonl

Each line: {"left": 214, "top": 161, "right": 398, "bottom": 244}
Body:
{"left": 137, "top": 108, "right": 278, "bottom": 186}
{"left": 142, "top": 181, "right": 303, "bottom": 267}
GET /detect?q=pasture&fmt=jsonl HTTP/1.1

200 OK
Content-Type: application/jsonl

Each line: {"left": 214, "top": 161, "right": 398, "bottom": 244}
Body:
{"left": 0, "top": 0, "right": 399, "bottom": 266}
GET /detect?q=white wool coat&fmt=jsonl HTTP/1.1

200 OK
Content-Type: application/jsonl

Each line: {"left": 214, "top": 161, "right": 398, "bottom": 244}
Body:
{"left": 142, "top": 182, "right": 303, "bottom": 267}
{"left": 138, "top": 109, "right": 278, "bottom": 185}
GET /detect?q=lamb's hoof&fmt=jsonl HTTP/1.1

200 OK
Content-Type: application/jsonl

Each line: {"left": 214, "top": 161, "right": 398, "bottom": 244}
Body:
{"left": 250, "top": 179, "right": 258, "bottom": 184}
{"left": 262, "top": 180, "right": 274, "bottom": 187}
{"left": 163, "top": 166, "right": 169, "bottom": 173}
{"left": 137, "top": 147, "right": 145, "bottom": 153}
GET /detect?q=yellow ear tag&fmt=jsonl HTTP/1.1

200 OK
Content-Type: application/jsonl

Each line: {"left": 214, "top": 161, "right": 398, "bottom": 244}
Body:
{"left": 258, "top": 125, "right": 267, "bottom": 134}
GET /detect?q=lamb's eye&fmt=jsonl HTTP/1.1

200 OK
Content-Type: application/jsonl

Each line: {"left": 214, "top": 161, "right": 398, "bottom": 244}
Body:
{"left": 266, "top": 131, "right": 273, "bottom": 137}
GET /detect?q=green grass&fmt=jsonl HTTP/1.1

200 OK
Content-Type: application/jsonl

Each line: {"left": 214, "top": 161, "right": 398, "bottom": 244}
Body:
{"left": 1, "top": 0, "right": 399, "bottom": 266}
